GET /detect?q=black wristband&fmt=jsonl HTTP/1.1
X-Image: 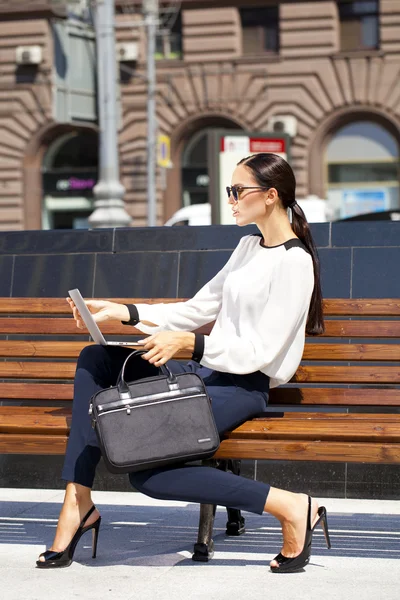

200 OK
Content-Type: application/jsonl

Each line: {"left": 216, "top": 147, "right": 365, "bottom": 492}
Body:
{"left": 121, "top": 304, "right": 140, "bottom": 326}
{"left": 192, "top": 334, "right": 205, "bottom": 363}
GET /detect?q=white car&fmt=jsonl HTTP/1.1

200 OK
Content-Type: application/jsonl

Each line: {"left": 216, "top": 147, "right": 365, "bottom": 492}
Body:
{"left": 164, "top": 203, "right": 212, "bottom": 226}
{"left": 164, "top": 197, "right": 329, "bottom": 226}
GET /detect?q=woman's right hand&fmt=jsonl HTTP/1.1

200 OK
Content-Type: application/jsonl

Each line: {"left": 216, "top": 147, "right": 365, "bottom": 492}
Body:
{"left": 66, "top": 298, "right": 130, "bottom": 329}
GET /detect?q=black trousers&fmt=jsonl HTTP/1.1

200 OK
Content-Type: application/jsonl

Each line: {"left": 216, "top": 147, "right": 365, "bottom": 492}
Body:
{"left": 62, "top": 345, "right": 271, "bottom": 515}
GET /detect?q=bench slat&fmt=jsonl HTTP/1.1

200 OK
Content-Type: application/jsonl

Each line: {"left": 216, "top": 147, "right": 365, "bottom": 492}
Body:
{"left": 0, "top": 318, "right": 400, "bottom": 338}
{"left": 321, "top": 299, "right": 400, "bottom": 316}
{"left": 0, "top": 382, "right": 73, "bottom": 400}
{"left": 2, "top": 407, "right": 399, "bottom": 436}
{"left": 0, "top": 362, "right": 76, "bottom": 379}
{"left": 0, "top": 341, "right": 190, "bottom": 360}
{"left": 0, "top": 434, "right": 68, "bottom": 454}
{"left": 294, "top": 365, "right": 400, "bottom": 383}
{"left": 0, "top": 407, "right": 70, "bottom": 434}
{"left": 215, "top": 440, "right": 400, "bottom": 463}
{"left": 0, "top": 298, "right": 182, "bottom": 314}
{"left": 1, "top": 298, "right": 399, "bottom": 316}
{"left": 2, "top": 435, "right": 400, "bottom": 462}
{"left": 0, "top": 340, "right": 398, "bottom": 362}
{"left": 0, "top": 362, "right": 398, "bottom": 382}
{"left": 303, "top": 343, "right": 400, "bottom": 361}
{"left": 269, "top": 388, "right": 400, "bottom": 405}
{"left": 0, "top": 318, "right": 138, "bottom": 335}
{"left": 321, "top": 321, "right": 400, "bottom": 337}
{"left": 0, "top": 384, "right": 399, "bottom": 404}
{"left": 254, "top": 413, "right": 400, "bottom": 421}
{"left": 226, "top": 419, "right": 400, "bottom": 442}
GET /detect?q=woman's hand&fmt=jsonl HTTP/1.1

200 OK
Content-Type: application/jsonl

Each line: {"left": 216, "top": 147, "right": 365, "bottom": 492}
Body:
{"left": 140, "top": 331, "right": 195, "bottom": 367}
{"left": 66, "top": 298, "right": 130, "bottom": 329}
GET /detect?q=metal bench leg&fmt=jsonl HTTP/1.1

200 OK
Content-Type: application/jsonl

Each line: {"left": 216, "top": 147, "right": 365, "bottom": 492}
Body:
{"left": 225, "top": 460, "right": 246, "bottom": 536}
{"left": 192, "top": 458, "right": 218, "bottom": 562}
{"left": 192, "top": 459, "right": 247, "bottom": 561}
{"left": 192, "top": 503, "right": 217, "bottom": 562}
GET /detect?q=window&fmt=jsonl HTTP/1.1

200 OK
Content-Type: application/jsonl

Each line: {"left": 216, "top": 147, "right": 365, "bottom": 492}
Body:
{"left": 338, "top": 1, "right": 379, "bottom": 51}
{"left": 240, "top": 6, "right": 279, "bottom": 55}
{"left": 325, "top": 121, "right": 399, "bottom": 220}
{"left": 156, "top": 11, "right": 182, "bottom": 60}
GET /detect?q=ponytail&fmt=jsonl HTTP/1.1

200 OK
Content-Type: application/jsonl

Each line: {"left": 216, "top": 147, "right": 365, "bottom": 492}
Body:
{"left": 291, "top": 203, "right": 325, "bottom": 335}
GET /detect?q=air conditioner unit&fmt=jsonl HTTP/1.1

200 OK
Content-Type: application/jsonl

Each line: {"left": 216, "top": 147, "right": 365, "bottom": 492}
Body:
{"left": 16, "top": 46, "right": 42, "bottom": 66}
{"left": 116, "top": 42, "right": 139, "bottom": 62}
{"left": 267, "top": 115, "right": 298, "bottom": 138}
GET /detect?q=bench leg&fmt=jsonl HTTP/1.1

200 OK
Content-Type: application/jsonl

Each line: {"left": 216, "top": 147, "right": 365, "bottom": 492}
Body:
{"left": 192, "top": 502, "right": 217, "bottom": 562}
{"left": 192, "top": 458, "right": 218, "bottom": 562}
{"left": 192, "top": 459, "right": 246, "bottom": 562}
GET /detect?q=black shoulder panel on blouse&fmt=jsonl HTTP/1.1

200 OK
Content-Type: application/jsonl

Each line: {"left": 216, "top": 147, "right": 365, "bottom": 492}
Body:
{"left": 284, "top": 239, "right": 310, "bottom": 254}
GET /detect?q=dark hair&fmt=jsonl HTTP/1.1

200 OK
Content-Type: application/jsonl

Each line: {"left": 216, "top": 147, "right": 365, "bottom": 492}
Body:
{"left": 238, "top": 153, "right": 324, "bottom": 335}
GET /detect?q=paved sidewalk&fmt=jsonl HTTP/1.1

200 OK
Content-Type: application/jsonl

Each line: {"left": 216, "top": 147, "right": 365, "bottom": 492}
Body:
{"left": 1, "top": 488, "right": 399, "bottom": 600}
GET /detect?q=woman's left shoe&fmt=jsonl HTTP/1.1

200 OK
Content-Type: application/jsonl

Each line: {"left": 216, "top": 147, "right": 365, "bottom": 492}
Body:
{"left": 36, "top": 505, "right": 101, "bottom": 569}
{"left": 270, "top": 496, "right": 331, "bottom": 574}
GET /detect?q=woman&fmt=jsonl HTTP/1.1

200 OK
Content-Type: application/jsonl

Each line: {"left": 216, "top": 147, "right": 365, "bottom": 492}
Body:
{"left": 37, "top": 153, "right": 330, "bottom": 573}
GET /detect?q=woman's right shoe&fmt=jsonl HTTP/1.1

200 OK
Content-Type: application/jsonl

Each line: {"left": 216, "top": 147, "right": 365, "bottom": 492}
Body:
{"left": 270, "top": 496, "right": 331, "bottom": 574}
{"left": 36, "top": 505, "right": 101, "bottom": 569}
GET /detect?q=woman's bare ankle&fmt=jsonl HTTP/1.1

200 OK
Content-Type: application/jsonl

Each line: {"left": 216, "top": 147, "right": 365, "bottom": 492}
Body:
{"left": 263, "top": 487, "right": 304, "bottom": 522}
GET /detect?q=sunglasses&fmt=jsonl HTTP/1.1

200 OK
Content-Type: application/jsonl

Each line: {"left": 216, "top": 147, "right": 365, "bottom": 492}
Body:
{"left": 226, "top": 185, "right": 268, "bottom": 202}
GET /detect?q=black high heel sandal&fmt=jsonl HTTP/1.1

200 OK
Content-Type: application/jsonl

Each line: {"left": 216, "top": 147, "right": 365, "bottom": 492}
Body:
{"left": 36, "top": 505, "right": 101, "bottom": 569}
{"left": 270, "top": 496, "right": 331, "bottom": 574}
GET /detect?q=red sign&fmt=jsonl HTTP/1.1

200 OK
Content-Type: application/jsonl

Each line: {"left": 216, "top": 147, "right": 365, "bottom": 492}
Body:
{"left": 249, "top": 138, "right": 285, "bottom": 153}
{"left": 220, "top": 136, "right": 286, "bottom": 154}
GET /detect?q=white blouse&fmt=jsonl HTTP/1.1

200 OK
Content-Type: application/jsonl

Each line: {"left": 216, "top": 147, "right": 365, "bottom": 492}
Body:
{"left": 134, "top": 235, "right": 314, "bottom": 388}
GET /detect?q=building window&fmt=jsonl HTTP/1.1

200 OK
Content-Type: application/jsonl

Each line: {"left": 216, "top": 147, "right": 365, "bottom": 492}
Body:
{"left": 240, "top": 6, "right": 279, "bottom": 55}
{"left": 325, "top": 121, "right": 399, "bottom": 220}
{"left": 156, "top": 11, "right": 182, "bottom": 59}
{"left": 42, "top": 132, "right": 98, "bottom": 230}
{"left": 338, "top": 1, "right": 379, "bottom": 51}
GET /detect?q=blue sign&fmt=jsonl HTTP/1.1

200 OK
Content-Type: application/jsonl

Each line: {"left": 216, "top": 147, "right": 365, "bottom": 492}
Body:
{"left": 341, "top": 189, "right": 388, "bottom": 218}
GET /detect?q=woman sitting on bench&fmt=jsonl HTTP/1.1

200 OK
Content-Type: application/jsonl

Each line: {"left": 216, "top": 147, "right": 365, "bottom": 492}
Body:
{"left": 37, "top": 152, "right": 331, "bottom": 573}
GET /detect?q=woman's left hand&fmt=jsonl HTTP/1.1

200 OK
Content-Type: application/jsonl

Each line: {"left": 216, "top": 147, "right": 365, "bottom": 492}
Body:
{"left": 139, "top": 331, "right": 195, "bottom": 367}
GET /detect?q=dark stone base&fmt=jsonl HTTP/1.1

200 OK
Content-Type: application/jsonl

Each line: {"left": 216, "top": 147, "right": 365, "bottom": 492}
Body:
{"left": 2, "top": 455, "right": 400, "bottom": 499}
{"left": 0, "top": 455, "right": 133, "bottom": 492}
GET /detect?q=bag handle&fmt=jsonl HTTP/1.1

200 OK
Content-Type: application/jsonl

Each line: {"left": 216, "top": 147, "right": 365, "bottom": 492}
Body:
{"left": 117, "top": 349, "right": 178, "bottom": 400}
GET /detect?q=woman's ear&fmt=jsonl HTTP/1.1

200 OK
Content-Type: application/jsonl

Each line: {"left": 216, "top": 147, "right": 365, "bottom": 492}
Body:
{"left": 265, "top": 187, "right": 279, "bottom": 207}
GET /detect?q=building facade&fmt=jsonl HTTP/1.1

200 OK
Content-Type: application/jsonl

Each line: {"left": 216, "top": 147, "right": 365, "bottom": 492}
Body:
{"left": 0, "top": 0, "right": 400, "bottom": 229}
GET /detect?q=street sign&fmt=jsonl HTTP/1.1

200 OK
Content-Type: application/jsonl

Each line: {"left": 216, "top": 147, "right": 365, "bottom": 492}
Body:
{"left": 157, "top": 134, "right": 171, "bottom": 168}
{"left": 218, "top": 134, "right": 288, "bottom": 224}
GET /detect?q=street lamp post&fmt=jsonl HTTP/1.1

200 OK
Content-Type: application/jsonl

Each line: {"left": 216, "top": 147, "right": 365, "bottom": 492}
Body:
{"left": 143, "top": 0, "right": 158, "bottom": 227}
{"left": 89, "top": 0, "right": 132, "bottom": 229}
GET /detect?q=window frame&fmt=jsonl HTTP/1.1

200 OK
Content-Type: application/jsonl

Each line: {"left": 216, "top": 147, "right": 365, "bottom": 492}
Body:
{"left": 338, "top": 0, "right": 380, "bottom": 52}
{"left": 239, "top": 5, "right": 280, "bottom": 56}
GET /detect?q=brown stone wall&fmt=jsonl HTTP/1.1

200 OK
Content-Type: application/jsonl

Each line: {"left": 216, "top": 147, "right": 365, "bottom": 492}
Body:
{"left": 1, "top": 1, "right": 400, "bottom": 229}
{"left": 182, "top": 7, "right": 242, "bottom": 62}
{"left": 280, "top": 1, "right": 339, "bottom": 58}
{"left": 380, "top": 0, "right": 400, "bottom": 54}
{"left": 117, "top": 0, "right": 400, "bottom": 223}
{"left": 0, "top": 16, "right": 54, "bottom": 229}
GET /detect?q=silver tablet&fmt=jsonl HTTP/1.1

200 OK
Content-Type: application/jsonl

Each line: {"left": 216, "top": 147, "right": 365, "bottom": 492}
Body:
{"left": 68, "top": 289, "right": 144, "bottom": 347}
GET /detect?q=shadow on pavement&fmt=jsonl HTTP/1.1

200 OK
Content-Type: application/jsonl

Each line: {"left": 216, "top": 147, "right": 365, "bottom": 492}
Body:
{"left": 1, "top": 501, "right": 399, "bottom": 567}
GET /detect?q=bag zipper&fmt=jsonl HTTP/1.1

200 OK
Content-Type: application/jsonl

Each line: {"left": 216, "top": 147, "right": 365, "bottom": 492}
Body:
{"left": 96, "top": 393, "right": 206, "bottom": 418}
{"left": 95, "top": 385, "right": 205, "bottom": 413}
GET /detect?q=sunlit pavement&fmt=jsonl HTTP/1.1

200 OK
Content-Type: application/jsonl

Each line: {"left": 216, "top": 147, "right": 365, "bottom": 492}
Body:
{"left": 1, "top": 488, "right": 399, "bottom": 600}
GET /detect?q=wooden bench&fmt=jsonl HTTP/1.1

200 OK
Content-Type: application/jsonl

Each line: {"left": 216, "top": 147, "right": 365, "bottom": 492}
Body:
{"left": 0, "top": 297, "right": 399, "bottom": 561}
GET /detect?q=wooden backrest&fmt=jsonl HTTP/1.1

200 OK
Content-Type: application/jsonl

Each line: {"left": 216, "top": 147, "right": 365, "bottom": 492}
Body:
{"left": 0, "top": 298, "right": 399, "bottom": 409}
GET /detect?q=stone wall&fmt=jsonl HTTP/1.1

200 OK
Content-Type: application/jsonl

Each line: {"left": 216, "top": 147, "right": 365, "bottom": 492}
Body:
{"left": 1, "top": 222, "right": 400, "bottom": 497}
